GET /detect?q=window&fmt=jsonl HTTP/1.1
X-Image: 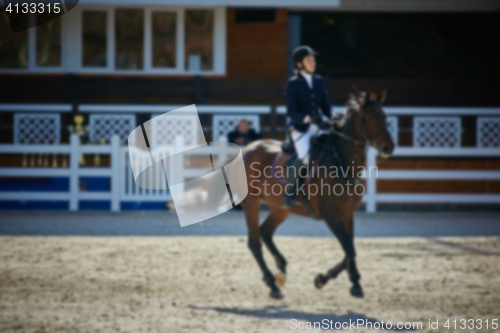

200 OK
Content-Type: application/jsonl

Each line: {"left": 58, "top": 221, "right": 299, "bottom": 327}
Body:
{"left": 115, "top": 9, "right": 144, "bottom": 70}
{"left": 0, "top": 11, "right": 28, "bottom": 68}
{"left": 152, "top": 11, "right": 176, "bottom": 68}
{"left": 36, "top": 14, "right": 61, "bottom": 67}
{"left": 82, "top": 11, "right": 107, "bottom": 67}
{"left": 185, "top": 10, "right": 213, "bottom": 71}
{"left": 0, "top": 6, "right": 226, "bottom": 74}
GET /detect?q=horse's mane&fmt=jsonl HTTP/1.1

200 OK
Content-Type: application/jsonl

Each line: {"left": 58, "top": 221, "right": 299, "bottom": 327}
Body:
{"left": 331, "top": 105, "right": 356, "bottom": 132}
{"left": 332, "top": 89, "right": 380, "bottom": 132}
{"left": 318, "top": 94, "right": 366, "bottom": 171}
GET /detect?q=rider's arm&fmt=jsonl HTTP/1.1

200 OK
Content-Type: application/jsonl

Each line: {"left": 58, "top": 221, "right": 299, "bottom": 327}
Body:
{"left": 319, "top": 80, "right": 333, "bottom": 119}
{"left": 285, "top": 81, "right": 309, "bottom": 124}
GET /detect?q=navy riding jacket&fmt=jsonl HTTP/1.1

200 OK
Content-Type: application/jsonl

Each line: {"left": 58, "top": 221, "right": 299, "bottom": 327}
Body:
{"left": 285, "top": 73, "right": 333, "bottom": 133}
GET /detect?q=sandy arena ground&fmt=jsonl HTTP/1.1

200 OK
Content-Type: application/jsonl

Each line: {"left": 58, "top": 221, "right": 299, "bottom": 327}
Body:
{"left": 1, "top": 235, "right": 499, "bottom": 332}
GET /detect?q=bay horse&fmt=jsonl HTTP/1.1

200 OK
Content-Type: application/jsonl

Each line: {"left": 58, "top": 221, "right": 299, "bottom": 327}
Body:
{"left": 238, "top": 90, "right": 394, "bottom": 299}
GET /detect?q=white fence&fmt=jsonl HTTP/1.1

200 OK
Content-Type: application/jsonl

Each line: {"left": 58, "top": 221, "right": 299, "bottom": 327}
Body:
{"left": 364, "top": 147, "right": 500, "bottom": 212}
{"left": 0, "top": 135, "right": 239, "bottom": 211}
{"left": 0, "top": 135, "right": 123, "bottom": 211}
{"left": 1, "top": 105, "right": 500, "bottom": 212}
{"left": 1, "top": 137, "right": 499, "bottom": 212}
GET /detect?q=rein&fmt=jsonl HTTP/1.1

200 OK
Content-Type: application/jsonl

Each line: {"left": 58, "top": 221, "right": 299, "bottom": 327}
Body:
{"left": 271, "top": 102, "right": 390, "bottom": 185}
{"left": 329, "top": 129, "right": 364, "bottom": 145}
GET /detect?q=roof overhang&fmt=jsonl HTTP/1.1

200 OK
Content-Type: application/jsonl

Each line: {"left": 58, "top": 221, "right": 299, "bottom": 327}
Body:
{"left": 77, "top": 0, "right": 500, "bottom": 12}
{"left": 78, "top": 0, "right": 340, "bottom": 8}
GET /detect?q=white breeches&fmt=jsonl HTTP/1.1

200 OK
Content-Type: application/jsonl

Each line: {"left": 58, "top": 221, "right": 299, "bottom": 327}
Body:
{"left": 290, "top": 124, "right": 329, "bottom": 164}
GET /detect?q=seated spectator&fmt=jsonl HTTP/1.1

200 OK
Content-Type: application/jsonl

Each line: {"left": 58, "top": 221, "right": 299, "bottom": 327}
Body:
{"left": 227, "top": 119, "right": 262, "bottom": 146}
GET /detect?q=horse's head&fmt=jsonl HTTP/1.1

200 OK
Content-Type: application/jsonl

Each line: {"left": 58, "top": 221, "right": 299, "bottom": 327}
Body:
{"left": 354, "top": 89, "right": 395, "bottom": 158}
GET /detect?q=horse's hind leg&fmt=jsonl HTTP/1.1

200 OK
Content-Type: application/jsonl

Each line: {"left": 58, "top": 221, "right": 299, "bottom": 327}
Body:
{"left": 260, "top": 206, "right": 290, "bottom": 287}
{"left": 241, "top": 196, "right": 283, "bottom": 299}
{"left": 314, "top": 257, "right": 347, "bottom": 289}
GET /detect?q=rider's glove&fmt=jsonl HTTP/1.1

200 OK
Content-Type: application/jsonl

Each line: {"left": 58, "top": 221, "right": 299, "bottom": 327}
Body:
{"left": 312, "top": 114, "right": 324, "bottom": 127}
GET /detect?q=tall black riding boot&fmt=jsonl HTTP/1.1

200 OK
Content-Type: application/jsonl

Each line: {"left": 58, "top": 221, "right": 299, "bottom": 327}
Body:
{"left": 282, "top": 158, "right": 303, "bottom": 209}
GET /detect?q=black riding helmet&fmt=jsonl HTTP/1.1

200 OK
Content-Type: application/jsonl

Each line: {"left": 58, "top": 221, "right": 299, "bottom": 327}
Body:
{"left": 292, "top": 45, "right": 318, "bottom": 68}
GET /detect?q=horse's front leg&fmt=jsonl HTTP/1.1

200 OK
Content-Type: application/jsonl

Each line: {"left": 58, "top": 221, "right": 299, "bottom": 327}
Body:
{"left": 260, "top": 206, "right": 290, "bottom": 287}
{"left": 320, "top": 212, "right": 363, "bottom": 298}
{"left": 242, "top": 196, "right": 283, "bottom": 299}
{"left": 343, "top": 216, "right": 363, "bottom": 297}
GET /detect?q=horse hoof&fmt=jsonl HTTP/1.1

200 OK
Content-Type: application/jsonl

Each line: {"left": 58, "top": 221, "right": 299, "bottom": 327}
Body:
{"left": 270, "top": 290, "right": 284, "bottom": 300}
{"left": 350, "top": 285, "right": 364, "bottom": 298}
{"left": 314, "top": 274, "right": 327, "bottom": 289}
{"left": 275, "top": 272, "right": 287, "bottom": 287}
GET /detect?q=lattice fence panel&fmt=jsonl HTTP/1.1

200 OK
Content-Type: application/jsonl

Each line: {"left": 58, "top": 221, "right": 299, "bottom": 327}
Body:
{"left": 386, "top": 116, "right": 398, "bottom": 146}
{"left": 151, "top": 114, "right": 200, "bottom": 146}
{"left": 477, "top": 117, "right": 500, "bottom": 148}
{"left": 413, "top": 117, "right": 461, "bottom": 148}
{"left": 14, "top": 113, "right": 60, "bottom": 144}
{"left": 212, "top": 115, "right": 260, "bottom": 142}
{"left": 89, "top": 114, "right": 136, "bottom": 144}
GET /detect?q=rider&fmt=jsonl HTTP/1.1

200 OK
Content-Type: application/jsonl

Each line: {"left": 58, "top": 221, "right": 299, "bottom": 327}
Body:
{"left": 282, "top": 45, "right": 333, "bottom": 209}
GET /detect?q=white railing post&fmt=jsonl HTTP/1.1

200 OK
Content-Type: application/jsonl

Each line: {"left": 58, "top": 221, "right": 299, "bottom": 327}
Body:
{"left": 366, "top": 147, "right": 377, "bottom": 213}
{"left": 111, "top": 135, "right": 121, "bottom": 212}
{"left": 173, "top": 135, "right": 185, "bottom": 193}
{"left": 69, "top": 135, "right": 79, "bottom": 211}
{"left": 218, "top": 135, "right": 229, "bottom": 162}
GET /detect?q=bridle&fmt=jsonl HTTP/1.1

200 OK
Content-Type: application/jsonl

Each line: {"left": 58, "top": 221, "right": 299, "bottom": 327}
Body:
{"left": 359, "top": 101, "right": 391, "bottom": 146}
{"left": 329, "top": 101, "right": 390, "bottom": 147}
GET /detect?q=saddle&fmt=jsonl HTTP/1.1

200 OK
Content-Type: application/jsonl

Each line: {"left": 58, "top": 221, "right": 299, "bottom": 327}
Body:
{"left": 280, "top": 132, "right": 327, "bottom": 165}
